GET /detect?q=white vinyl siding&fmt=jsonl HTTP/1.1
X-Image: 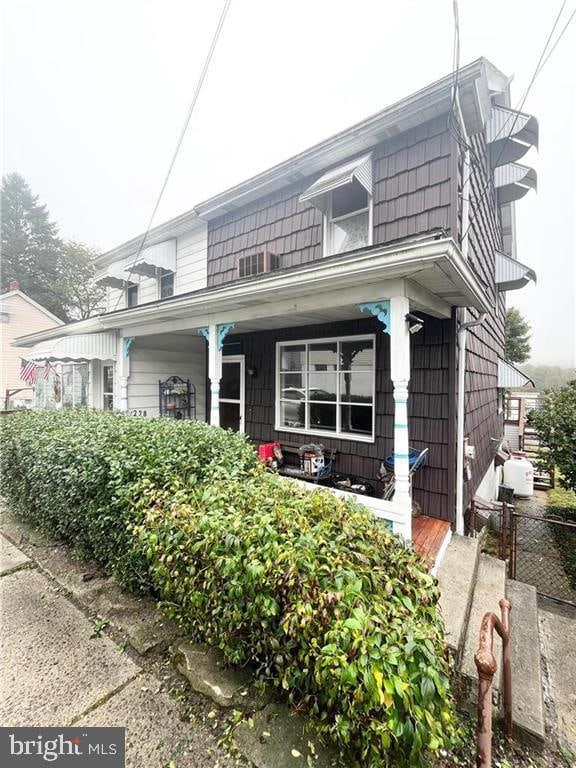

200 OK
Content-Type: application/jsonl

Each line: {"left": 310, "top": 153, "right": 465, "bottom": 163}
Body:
{"left": 127, "top": 335, "right": 206, "bottom": 420}
{"left": 174, "top": 227, "right": 207, "bottom": 295}
{"left": 104, "top": 224, "right": 207, "bottom": 312}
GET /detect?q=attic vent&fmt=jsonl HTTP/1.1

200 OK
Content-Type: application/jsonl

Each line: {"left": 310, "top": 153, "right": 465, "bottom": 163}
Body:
{"left": 238, "top": 250, "right": 280, "bottom": 279}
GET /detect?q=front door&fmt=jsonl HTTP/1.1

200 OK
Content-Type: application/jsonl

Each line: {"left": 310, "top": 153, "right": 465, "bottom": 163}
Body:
{"left": 219, "top": 356, "right": 245, "bottom": 432}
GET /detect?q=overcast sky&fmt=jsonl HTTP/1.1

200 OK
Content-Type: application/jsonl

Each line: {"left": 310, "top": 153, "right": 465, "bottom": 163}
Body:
{"left": 3, "top": 0, "right": 575, "bottom": 366}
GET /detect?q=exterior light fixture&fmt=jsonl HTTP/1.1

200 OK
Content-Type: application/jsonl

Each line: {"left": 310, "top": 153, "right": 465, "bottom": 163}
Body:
{"left": 405, "top": 313, "right": 425, "bottom": 335}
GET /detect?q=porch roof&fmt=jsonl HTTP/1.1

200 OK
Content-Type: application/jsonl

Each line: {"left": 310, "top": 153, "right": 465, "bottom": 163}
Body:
{"left": 14, "top": 235, "right": 493, "bottom": 347}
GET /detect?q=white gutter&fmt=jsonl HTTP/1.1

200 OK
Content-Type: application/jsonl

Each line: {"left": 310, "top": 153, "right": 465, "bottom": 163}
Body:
{"left": 455, "top": 311, "right": 487, "bottom": 534}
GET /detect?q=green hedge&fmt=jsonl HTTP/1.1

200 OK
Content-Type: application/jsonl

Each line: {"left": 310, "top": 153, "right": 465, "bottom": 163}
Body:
{"left": 546, "top": 487, "right": 576, "bottom": 590}
{"left": 0, "top": 409, "right": 457, "bottom": 766}
{"left": 0, "top": 409, "right": 257, "bottom": 590}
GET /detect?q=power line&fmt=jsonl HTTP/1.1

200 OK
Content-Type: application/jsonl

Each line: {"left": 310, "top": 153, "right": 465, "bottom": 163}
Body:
{"left": 461, "top": 1, "right": 574, "bottom": 243}
{"left": 113, "top": 0, "right": 233, "bottom": 311}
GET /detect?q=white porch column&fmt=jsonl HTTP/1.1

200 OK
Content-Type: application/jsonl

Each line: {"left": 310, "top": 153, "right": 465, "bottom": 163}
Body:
{"left": 199, "top": 323, "right": 235, "bottom": 427}
{"left": 117, "top": 335, "right": 134, "bottom": 412}
{"left": 358, "top": 297, "right": 412, "bottom": 541}
{"left": 390, "top": 296, "right": 412, "bottom": 540}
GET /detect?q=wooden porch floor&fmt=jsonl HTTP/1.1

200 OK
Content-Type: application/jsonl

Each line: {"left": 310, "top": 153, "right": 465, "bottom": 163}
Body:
{"left": 411, "top": 515, "right": 451, "bottom": 570}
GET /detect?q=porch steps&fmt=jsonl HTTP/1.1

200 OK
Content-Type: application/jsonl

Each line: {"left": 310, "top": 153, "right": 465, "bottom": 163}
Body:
{"left": 459, "top": 554, "right": 507, "bottom": 703}
{"left": 507, "top": 579, "right": 545, "bottom": 746}
{"left": 438, "top": 535, "right": 547, "bottom": 748}
{"left": 437, "top": 535, "right": 480, "bottom": 659}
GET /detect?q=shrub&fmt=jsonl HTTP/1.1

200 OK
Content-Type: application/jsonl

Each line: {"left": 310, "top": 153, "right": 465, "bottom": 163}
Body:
{"left": 135, "top": 473, "right": 457, "bottom": 766}
{"left": 0, "top": 409, "right": 257, "bottom": 589}
{"left": 0, "top": 409, "right": 457, "bottom": 765}
{"left": 546, "top": 487, "right": 576, "bottom": 589}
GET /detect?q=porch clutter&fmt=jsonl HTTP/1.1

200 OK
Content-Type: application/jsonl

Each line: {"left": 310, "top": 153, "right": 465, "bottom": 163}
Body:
{"left": 1, "top": 409, "right": 459, "bottom": 767}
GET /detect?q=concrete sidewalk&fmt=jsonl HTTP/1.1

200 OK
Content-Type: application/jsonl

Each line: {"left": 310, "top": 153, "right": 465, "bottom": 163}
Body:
{"left": 0, "top": 534, "right": 238, "bottom": 768}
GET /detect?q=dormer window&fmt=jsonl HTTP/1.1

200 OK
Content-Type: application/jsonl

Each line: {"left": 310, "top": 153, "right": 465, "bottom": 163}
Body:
{"left": 159, "top": 269, "right": 175, "bottom": 299}
{"left": 299, "top": 153, "right": 373, "bottom": 257}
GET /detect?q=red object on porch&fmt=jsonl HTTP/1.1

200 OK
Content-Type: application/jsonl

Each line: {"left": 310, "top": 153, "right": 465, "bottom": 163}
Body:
{"left": 258, "top": 442, "right": 278, "bottom": 462}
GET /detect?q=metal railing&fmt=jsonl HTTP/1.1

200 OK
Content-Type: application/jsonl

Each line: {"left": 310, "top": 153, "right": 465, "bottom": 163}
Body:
{"left": 474, "top": 598, "right": 512, "bottom": 768}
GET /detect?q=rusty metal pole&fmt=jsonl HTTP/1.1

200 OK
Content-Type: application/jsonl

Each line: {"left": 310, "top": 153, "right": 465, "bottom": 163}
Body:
{"left": 475, "top": 643, "right": 497, "bottom": 767}
{"left": 499, "top": 599, "right": 512, "bottom": 740}
{"left": 474, "top": 599, "right": 512, "bottom": 768}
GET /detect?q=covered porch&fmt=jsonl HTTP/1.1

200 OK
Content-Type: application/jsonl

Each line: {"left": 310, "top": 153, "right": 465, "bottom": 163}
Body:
{"left": 19, "top": 235, "right": 491, "bottom": 546}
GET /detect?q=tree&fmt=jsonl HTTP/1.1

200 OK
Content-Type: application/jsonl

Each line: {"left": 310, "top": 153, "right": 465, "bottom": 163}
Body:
{"left": 1, "top": 174, "right": 103, "bottom": 321}
{"left": 531, "top": 381, "right": 576, "bottom": 491}
{"left": 54, "top": 240, "right": 105, "bottom": 320}
{"left": 505, "top": 307, "right": 531, "bottom": 363}
{"left": 1, "top": 173, "right": 65, "bottom": 317}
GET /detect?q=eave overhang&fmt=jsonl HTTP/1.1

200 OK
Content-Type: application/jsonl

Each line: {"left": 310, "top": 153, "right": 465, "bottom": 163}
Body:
{"left": 495, "top": 251, "right": 537, "bottom": 292}
{"left": 195, "top": 58, "right": 502, "bottom": 220}
{"left": 15, "top": 236, "right": 493, "bottom": 347}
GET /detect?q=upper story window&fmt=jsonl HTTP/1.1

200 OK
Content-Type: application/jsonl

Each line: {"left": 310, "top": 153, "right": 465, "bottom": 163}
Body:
{"left": 126, "top": 284, "right": 139, "bottom": 308}
{"left": 0, "top": 311, "right": 10, "bottom": 323}
{"left": 299, "top": 153, "right": 373, "bottom": 258}
{"left": 276, "top": 335, "right": 375, "bottom": 442}
{"left": 159, "top": 269, "right": 175, "bottom": 299}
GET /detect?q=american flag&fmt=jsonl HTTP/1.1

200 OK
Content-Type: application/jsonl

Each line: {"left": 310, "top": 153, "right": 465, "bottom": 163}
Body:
{"left": 20, "top": 359, "right": 38, "bottom": 385}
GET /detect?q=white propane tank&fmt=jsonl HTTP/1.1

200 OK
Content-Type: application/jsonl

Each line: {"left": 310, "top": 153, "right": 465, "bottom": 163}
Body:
{"left": 503, "top": 454, "right": 534, "bottom": 498}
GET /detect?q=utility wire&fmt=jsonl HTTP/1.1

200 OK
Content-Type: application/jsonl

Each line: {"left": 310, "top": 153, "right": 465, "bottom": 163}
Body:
{"left": 113, "top": 0, "right": 233, "bottom": 311}
{"left": 461, "top": 0, "right": 574, "bottom": 243}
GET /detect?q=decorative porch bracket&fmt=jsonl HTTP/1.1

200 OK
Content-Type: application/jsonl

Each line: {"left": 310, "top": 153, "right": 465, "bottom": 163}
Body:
{"left": 196, "top": 327, "right": 210, "bottom": 342}
{"left": 357, "top": 300, "right": 391, "bottom": 334}
{"left": 123, "top": 336, "right": 135, "bottom": 357}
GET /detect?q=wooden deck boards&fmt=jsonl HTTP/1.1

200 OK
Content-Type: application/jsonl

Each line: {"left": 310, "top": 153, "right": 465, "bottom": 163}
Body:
{"left": 412, "top": 515, "right": 451, "bottom": 567}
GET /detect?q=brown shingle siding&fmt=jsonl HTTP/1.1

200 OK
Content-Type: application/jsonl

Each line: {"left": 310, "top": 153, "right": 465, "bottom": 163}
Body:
{"left": 207, "top": 115, "right": 458, "bottom": 287}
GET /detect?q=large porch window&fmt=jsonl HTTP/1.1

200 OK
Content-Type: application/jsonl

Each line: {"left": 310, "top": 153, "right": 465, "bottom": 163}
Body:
{"left": 275, "top": 334, "right": 375, "bottom": 441}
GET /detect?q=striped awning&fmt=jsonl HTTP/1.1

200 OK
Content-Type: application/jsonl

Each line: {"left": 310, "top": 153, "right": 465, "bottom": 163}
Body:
{"left": 27, "top": 333, "right": 117, "bottom": 362}
{"left": 494, "top": 163, "right": 537, "bottom": 205}
{"left": 498, "top": 359, "right": 534, "bottom": 389}
{"left": 124, "top": 239, "right": 176, "bottom": 278}
{"left": 299, "top": 153, "right": 372, "bottom": 212}
{"left": 94, "top": 262, "right": 133, "bottom": 290}
{"left": 495, "top": 251, "right": 536, "bottom": 292}
{"left": 487, "top": 106, "right": 538, "bottom": 168}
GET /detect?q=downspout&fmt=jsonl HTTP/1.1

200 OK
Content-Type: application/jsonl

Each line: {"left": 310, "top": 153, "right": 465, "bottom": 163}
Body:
{"left": 453, "top": 82, "right": 487, "bottom": 534}
{"left": 456, "top": 311, "right": 487, "bottom": 534}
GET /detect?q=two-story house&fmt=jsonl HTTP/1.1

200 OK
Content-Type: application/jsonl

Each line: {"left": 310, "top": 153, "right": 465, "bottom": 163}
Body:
{"left": 15, "top": 58, "right": 537, "bottom": 544}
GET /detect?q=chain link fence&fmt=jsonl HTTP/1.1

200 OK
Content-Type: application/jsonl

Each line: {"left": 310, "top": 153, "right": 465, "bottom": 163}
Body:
{"left": 509, "top": 511, "right": 576, "bottom": 605}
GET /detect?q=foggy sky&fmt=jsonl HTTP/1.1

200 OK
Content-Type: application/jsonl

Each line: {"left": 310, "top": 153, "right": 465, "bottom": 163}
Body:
{"left": 3, "top": 0, "right": 575, "bottom": 366}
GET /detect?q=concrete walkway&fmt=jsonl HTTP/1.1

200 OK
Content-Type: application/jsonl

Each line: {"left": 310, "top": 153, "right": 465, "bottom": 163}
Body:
{"left": 0, "top": 535, "right": 238, "bottom": 768}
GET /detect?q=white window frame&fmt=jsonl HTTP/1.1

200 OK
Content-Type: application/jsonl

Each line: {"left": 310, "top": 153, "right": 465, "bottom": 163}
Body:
{"left": 102, "top": 363, "right": 115, "bottom": 410}
{"left": 158, "top": 269, "right": 175, "bottom": 300}
{"left": 322, "top": 189, "right": 373, "bottom": 258}
{"left": 126, "top": 283, "right": 139, "bottom": 308}
{"left": 220, "top": 355, "right": 246, "bottom": 433}
{"left": 275, "top": 333, "right": 376, "bottom": 443}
